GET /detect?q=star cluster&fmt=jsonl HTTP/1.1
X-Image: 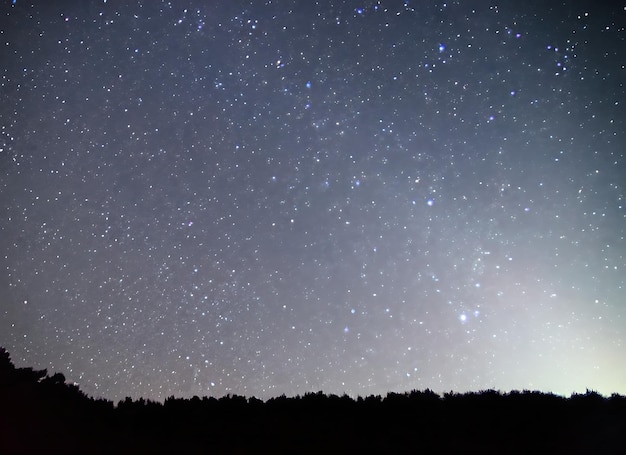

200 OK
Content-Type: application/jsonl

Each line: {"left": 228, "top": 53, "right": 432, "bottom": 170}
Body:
{"left": 1, "top": 1, "right": 625, "bottom": 402}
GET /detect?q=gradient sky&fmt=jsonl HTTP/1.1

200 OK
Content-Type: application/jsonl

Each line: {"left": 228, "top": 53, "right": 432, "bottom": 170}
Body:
{"left": 1, "top": 0, "right": 625, "bottom": 402}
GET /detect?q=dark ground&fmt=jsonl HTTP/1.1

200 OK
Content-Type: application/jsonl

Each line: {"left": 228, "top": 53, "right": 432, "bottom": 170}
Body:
{"left": 1, "top": 347, "right": 625, "bottom": 454}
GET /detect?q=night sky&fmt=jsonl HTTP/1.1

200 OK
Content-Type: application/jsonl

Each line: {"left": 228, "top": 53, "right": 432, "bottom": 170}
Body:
{"left": 1, "top": 1, "right": 625, "bottom": 403}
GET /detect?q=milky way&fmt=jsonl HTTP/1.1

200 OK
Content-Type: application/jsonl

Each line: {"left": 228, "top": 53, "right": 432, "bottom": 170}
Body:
{"left": 1, "top": 1, "right": 625, "bottom": 402}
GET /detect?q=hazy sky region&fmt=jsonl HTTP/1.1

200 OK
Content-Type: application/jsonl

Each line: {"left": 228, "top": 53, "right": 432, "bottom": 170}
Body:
{"left": 1, "top": 1, "right": 624, "bottom": 402}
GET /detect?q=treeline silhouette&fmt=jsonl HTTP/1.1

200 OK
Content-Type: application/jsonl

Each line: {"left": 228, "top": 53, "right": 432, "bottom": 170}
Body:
{"left": 1, "top": 347, "right": 625, "bottom": 454}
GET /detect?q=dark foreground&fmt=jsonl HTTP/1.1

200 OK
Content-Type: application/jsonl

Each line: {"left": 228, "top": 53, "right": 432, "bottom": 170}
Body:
{"left": 1, "top": 348, "right": 625, "bottom": 454}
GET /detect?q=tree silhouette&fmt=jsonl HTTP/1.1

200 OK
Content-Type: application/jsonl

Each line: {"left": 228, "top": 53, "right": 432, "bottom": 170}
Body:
{"left": 1, "top": 346, "right": 626, "bottom": 453}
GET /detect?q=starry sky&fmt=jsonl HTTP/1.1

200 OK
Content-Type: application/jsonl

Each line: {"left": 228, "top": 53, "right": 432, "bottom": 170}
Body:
{"left": 1, "top": 0, "right": 625, "bottom": 402}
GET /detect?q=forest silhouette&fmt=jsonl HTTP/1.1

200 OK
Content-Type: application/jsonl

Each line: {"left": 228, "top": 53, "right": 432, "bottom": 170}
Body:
{"left": 1, "top": 347, "right": 625, "bottom": 453}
